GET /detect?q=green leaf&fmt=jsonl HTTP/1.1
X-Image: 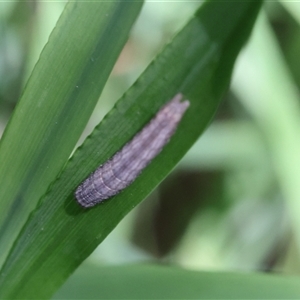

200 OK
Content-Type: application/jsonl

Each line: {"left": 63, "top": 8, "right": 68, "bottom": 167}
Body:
{"left": 0, "top": 1, "right": 143, "bottom": 266}
{"left": 0, "top": 1, "right": 262, "bottom": 298}
{"left": 54, "top": 264, "right": 300, "bottom": 299}
{"left": 232, "top": 12, "right": 300, "bottom": 254}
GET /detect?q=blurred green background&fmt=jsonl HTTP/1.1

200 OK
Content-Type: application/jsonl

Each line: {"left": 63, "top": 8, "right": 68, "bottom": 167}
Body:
{"left": 1, "top": 0, "right": 300, "bottom": 297}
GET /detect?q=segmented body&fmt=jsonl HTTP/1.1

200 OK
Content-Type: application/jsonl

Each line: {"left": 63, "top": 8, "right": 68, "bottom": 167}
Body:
{"left": 75, "top": 93, "right": 190, "bottom": 208}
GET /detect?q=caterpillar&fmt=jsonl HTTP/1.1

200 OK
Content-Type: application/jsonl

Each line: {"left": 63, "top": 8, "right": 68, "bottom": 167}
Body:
{"left": 75, "top": 93, "right": 190, "bottom": 208}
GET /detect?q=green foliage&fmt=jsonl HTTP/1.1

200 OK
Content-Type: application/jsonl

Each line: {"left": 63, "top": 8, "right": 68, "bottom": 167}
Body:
{"left": 2, "top": 0, "right": 299, "bottom": 299}
{"left": 54, "top": 264, "right": 300, "bottom": 299}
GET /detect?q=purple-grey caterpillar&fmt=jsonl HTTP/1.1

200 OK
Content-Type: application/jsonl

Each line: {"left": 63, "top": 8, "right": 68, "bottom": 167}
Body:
{"left": 75, "top": 93, "right": 190, "bottom": 208}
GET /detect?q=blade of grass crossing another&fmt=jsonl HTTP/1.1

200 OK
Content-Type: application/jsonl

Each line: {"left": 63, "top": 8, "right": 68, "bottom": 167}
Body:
{"left": 0, "top": 1, "right": 143, "bottom": 267}
{"left": 0, "top": 1, "right": 262, "bottom": 299}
